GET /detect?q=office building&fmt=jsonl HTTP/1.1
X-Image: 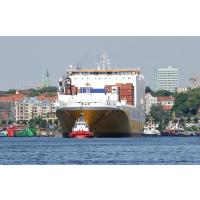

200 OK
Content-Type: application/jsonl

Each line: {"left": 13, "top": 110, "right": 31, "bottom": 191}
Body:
{"left": 154, "top": 66, "right": 178, "bottom": 92}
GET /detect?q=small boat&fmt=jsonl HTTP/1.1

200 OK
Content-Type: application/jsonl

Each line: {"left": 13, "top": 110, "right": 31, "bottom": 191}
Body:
{"left": 7, "top": 126, "right": 18, "bottom": 137}
{"left": 14, "top": 128, "right": 37, "bottom": 137}
{"left": 161, "top": 127, "right": 187, "bottom": 136}
{"left": 69, "top": 114, "right": 94, "bottom": 138}
{"left": 142, "top": 126, "right": 161, "bottom": 136}
{"left": 0, "top": 128, "right": 8, "bottom": 137}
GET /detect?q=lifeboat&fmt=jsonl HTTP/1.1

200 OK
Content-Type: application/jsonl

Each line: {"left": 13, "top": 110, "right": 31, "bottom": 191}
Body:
{"left": 69, "top": 114, "right": 94, "bottom": 138}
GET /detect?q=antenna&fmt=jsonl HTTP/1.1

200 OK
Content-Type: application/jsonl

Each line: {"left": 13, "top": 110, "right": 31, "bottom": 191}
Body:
{"left": 76, "top": 63, "right": 81, "bottom": 70}
{"left": 99, "top": 52, "right": 111, "bottom": 70}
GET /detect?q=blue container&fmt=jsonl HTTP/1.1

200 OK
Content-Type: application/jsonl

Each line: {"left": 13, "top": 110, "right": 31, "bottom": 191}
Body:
{"left": 79, "top": 87, "right": 105, "bottom": 93}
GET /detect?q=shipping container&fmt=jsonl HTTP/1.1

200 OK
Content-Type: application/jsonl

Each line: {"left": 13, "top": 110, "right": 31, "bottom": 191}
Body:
{"left": 90, "top": 88, "right": 105, "bottom": 93}
{"left": 79, "top": 87, "right": 106, "bottom": 93}
{"left": 120, "top": 90, "right": 133, "bottom": 96}
{"left": 79, "top": 87, "right": 92, "bottom": 93}
{"left": 118, "top": 83, "right": 133, "bottom": 90}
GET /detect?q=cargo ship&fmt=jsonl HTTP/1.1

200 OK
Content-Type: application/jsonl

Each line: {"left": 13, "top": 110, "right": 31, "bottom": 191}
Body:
{"left": 56, "top": 54, "right": 145, "bottom": 137}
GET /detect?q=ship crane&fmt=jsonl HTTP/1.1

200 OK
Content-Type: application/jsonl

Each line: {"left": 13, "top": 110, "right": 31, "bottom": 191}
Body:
{"left": 189, "top": 74, "right": 200, "bottom": 88}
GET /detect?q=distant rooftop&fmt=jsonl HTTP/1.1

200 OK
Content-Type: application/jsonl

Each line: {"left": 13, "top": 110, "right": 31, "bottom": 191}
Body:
{"left": 156, "top": 66, "right": 178, "bottom": 71}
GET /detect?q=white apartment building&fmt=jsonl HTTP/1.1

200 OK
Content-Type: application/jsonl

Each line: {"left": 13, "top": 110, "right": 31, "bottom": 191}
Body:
{"left": 15, "top": 97, "right": 56, "bottom": 122}
{"left": 145, "top": 93, "right": 157, "bottom": 114}
{"left": 154, "top": 66, "right": 179, "bottom": 92}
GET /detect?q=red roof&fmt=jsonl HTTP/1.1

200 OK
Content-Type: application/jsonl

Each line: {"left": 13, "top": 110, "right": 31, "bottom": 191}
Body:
{"left": 0, "top": 94, "right": 57, "bottom": 102}
{"left": 0, "top": 94, "right": 26, "bottom": 102}
{"left": 157, "top": 96, "right": 175, "bottom": 103}
{"left": 37, "top": 95, "right": 57, "bottom": 102}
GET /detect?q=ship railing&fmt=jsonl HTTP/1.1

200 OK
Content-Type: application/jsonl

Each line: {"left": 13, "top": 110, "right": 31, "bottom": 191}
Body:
{"left": 57, "top": 100, "right": 119, "bottom": 107}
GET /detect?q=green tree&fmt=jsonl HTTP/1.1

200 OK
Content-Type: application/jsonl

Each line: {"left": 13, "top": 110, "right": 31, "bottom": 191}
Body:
{"left": 179, "top": 118, "right": 185, "bottom": 127}
{"left": 39, "top": 86, "right": 57, "bottom": 93}
{"left": 194, "top": 117, "right": 199, "bottom": 123}
{"left": 1, "top": 120, "right": 7, "bottom": 125}
{"left": 150, "top": 104, "right": 171, "bottom": 131}
{"left": 29, "top": 116, "right": 43, "bottom": 126}
{"left": 8, "top": 120, "right": 14, "bottom": 125}
{"left": 6, "top": 89, "right": 16, "bottom": 94}
{"left": 54, "top": 119, "right": 58, "bottom": 126}
{"left": 40, "top": 119, "right": 47, "bottom": 129}
{"left": 173, "top": 88, "right": 200, "bottom": 116}
{"left": 29, "top": 89, "right": 40, "bottom": 97}
{"left": 150, "top": 104, "right": 165, "bottom": 123}
{"left": 154, "top": 90, "right": 173, "bottom": 97}
{"left": 145, "top": 86, "right": 153, "bottom": 93}
{"left": 28, "top": 117, "right": 48, "bottom": 129}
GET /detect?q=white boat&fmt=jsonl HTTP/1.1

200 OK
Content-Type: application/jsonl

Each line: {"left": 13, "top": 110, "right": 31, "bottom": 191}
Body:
{"left": 55, "top": 54, "right": 145, "bottom": 137}
{"left": 143, "top": 122, "right": 161, "bottom": 136}
{"left": 143, "top": 125, "right": 161, "bottom": 136}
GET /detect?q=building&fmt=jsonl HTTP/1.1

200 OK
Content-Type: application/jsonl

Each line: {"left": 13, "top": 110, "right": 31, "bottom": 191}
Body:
{"left": 15, "top": 97, "right": 57, "bottom": 123}
{"left": 0, "top": 94, "right": 25, "bottom": 123}
{"left": 157, "top": 96, "right": 175, "bottom": 111}
{"left": 144, "top": 93, "right": 157, "bottom": 114}
{"left": 154, "top": 66, "right": 179, "bottom": 92}
{"left": 0, "top": 108, "right": 9, "bottom": 123}
{"left": 145, "top": 93, "right": 175, "bottom": 114}
{"left": 176, "top": 87, "right": 190, "bottom": 93}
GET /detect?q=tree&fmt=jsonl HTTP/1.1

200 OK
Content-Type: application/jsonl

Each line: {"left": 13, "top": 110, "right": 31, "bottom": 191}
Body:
{"left": 154, "top": 90, "right": 173, "bottom": 97}
{"left": 173, "top": 88, "right": 200, "bottom": 116}
{"left": 28, "top": 89, "right": 40, "bottom": 97}
{"left": 28, "top": 117, "right": 48, "bottom": 129}
{"left": 8, "top": 120, "right": 14, "bottom": 125}
{"left": 29, "top": 116, "right": 43, "bottom": 126}
{"left": 194, "top": 117, "right": 199, "bottom": 123}
{"left": 1, "top": 120, "right": 7, "bottom": 125}
{"left": 39, "top": 86, "right": 57, "bottom": 93}
{"left": 6, "top": 89, "right": 16, "bottom": 94}
{"left": 40, "top": 119, "right": 47, "bottom": 129}
{"left": 150, "top": 104, "right": 165, "bottom": 123}
{"left": 179, "top": 118, "right": 185, "bottom": 127}
{"left": 186, "top": 117, "right": 191, "bottom": 123}
{"left": 145, "top": 86, "right": 153, "bottom": 93}
{"left": 150, "top": 104, "right": 172, "bottom": 131}
{"left": 54, "top": 119, "right": 58, "bottom": 126}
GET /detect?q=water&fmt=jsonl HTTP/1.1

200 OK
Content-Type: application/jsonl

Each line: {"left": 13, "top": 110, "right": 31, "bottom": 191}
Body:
{"left": 1, "top": 137, "right": 200, "bottom": 164}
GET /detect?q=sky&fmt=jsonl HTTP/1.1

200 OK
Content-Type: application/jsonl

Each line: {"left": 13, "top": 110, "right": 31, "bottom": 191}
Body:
{"left": 0, "top": 36, "right": 200, "bottom": 90}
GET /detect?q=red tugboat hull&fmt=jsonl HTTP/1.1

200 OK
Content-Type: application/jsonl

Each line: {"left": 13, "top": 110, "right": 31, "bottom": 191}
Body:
{"left": 68, "top": 131, "right": 94, "bottom": 138}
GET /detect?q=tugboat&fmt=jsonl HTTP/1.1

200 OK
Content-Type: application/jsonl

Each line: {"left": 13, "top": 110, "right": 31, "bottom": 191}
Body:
{"left": 68, "top": 114, "right": 94, "bottom": 138}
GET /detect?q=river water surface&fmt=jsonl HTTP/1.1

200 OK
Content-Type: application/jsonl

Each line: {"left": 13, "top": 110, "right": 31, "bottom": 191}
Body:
{"left": 0, "top": 137, "right": 200, "bottom": 164}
